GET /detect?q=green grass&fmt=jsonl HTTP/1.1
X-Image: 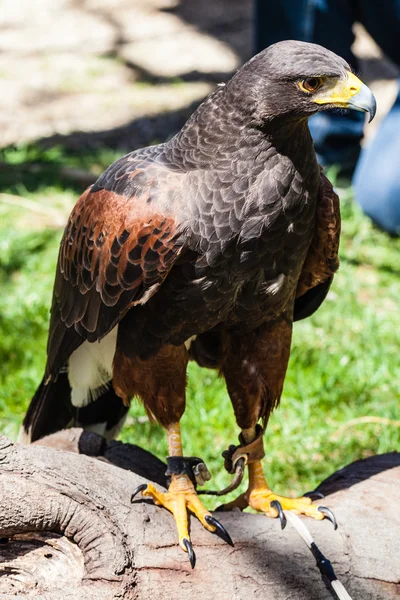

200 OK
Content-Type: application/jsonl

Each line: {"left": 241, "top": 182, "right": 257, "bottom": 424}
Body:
{"left": 0, "top": 144, "right": 399, "bottom": 506}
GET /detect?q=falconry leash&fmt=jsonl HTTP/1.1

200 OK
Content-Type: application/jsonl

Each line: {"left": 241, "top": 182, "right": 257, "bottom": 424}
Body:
{"left": 283, "top": 510, "right": 353, "bottom": 600}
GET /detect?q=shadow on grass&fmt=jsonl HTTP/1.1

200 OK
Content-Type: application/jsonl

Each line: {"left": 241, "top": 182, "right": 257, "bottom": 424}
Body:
{"left": 0, "top": 1, "right": 252, "bottom": 197}
{"left": 0, "top": 99, "right": 204, "bottom": 197}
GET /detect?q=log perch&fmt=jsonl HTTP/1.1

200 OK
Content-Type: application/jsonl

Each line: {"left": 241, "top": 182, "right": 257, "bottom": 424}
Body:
{"left": 0, "top": 430, "right": 398, "bottom": 599}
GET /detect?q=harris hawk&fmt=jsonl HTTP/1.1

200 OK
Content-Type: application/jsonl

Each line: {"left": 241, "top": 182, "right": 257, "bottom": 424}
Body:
{"left": 21, "top": 41, "right": 376, "bottom": 566}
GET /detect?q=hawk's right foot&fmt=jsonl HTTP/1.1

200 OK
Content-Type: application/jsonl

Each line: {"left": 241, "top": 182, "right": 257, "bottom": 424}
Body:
{"left": 131, "top": 472, "right": 233, "bottom": 568}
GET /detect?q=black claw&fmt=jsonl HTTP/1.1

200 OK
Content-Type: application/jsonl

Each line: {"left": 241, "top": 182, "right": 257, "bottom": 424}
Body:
{"left": 318, "top": 506, "right": 338, "bottom": 530}
{"left": 130, "top": 484, "right": 148, "bottom": 503}
{"left": 182, "top": 538, "right": 196, "bottom": 568}
{"left": 304, "top": 490, "right": 325, "bottom": 501}
{"left": 205, "top": 515, "right": 234, "bottom": 546}
{"left": 270, "top": 500, "right": 287, "bottom": 530}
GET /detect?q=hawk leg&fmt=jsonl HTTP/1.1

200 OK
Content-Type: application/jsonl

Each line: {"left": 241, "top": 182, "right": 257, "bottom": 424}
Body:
{"left": 221, "top": 320, "right": 336, "bottom": 526}
{"left": 118, "top": 345, "right": 232, "bottom": 567}
{"left": 132, "top": 423, "right": 233, "bottom": 567}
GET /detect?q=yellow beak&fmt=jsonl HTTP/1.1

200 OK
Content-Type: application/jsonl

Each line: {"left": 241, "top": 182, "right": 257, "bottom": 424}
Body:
{"left": 314, "top": 71, "right": 376, "bottom": 122}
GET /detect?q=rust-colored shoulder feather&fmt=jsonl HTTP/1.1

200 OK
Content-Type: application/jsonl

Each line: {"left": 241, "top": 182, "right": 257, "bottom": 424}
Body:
{"left": 46, "top": 158, "right": 186, "bottom": 377}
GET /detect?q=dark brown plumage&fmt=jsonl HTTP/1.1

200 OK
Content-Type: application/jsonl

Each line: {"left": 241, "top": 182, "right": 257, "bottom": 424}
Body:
{"left": 22, "top": 40, "right": 375, "bottom": 563}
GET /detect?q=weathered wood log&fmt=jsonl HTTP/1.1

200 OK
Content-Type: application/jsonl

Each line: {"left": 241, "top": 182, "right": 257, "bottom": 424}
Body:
{"left": 0, "top": 431, "right": 398, "bottom": 599}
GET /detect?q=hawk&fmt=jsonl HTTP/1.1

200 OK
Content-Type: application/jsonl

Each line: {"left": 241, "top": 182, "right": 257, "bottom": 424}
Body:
{"left": 22, "top": 41, "right": 376, "bottom": 566}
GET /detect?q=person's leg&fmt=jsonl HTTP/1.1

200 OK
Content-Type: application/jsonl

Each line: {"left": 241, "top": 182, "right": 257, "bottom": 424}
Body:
{"left": 353, "top": 83, "right": 400, "bottom": 237}
{"left": 254, "top": 0, "right": 355, "bottom": 60}
{"left": 254, "top": 0, "right": 364, "bottom": 172}
{"left": 254, "top": 0, "right": 312, "bottom": 52}
{"left": 341, "top": 1, "right": 400, "bottom": 234}
{"left": 356, "top": 0, "right": 400, "bottom": 67}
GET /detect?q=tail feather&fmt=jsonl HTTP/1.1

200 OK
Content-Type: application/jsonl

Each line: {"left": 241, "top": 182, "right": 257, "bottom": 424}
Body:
{"left": 20, "top": 373, "right": 74, "bottom": 443}
{"left": 75, "top": 386, "right": 129, "bottom": 440}
{"left": 20, "top": 373, "right": 129, "bottom": 444}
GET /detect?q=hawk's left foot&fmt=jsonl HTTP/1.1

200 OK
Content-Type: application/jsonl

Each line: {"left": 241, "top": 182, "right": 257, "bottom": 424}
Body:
{"left": 249, "top": 487, "right": 325, "bottom": 521}
{"left": 248, "top": 462, "right": 337, "bottom": 528}
{"left": 219, "top": 460, "right": 337, "bottom": 529}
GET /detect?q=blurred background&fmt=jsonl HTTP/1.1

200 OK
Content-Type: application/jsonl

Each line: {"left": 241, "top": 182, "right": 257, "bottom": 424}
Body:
{"left": 0, "top": 0, "right": 399, "bottom": 498}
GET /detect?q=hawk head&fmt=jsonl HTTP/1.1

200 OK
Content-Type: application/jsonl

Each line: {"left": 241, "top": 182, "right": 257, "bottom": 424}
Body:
{"left": 229, "top": 40, "right": 376, "bottom": 125}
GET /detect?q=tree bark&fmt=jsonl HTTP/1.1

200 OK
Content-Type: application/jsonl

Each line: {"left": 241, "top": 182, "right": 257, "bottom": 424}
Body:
{"left": 0, "top": 430, "right": 398, "bottom": 599}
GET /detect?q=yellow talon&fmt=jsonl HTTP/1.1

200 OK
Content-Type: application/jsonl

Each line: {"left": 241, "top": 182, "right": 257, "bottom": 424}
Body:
{"left": 133, "top": 424, "right": 234, "bottom": 567}
{"left": 241, "top": 460, "right": 329, "bottom": 522}
{"left": 248, "top": 487, "right": 324, "bottom": 520}
{"left": 142, "top": 474, "right": 215, "bottom": 550}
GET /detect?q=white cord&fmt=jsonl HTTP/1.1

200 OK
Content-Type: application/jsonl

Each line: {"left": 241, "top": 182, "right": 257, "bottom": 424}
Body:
{"left": 284, "top": 511, "right": 354, "bottom": 600}
{"left": 331, "top": 580, "right": 353, "bottom": 600}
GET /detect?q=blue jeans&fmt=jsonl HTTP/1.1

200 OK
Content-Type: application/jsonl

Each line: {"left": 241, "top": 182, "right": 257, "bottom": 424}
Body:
{"left": 354, "top": 84, "right": 400, "bottom": 235}
{"left": 255, "top": 0, "right": 400, "bottom": 235}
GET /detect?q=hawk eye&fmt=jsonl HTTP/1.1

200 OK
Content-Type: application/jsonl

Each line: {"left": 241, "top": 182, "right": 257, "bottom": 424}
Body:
{"left": 299, "top": 77, "right": 323, "bottom": 93}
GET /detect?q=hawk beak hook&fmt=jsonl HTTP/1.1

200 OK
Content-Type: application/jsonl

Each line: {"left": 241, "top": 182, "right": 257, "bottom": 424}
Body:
{"left": 314, "top": 71, "right": 376, "bottom": 122}
{"left": 346, "top": 83, "right": 376, "bottom": 122}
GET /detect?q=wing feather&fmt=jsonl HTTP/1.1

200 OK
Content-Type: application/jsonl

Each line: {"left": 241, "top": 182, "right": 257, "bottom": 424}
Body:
{"left": 46, "top": 159, "right": 185, "bottom": 377}
{"left": 294, "top": 170, "right": 341, "bottom": 320}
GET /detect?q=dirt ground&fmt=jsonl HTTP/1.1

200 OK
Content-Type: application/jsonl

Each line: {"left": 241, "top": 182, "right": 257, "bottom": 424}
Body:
{"left": 0, "top": 0, "right": 398, "bottom": 151}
